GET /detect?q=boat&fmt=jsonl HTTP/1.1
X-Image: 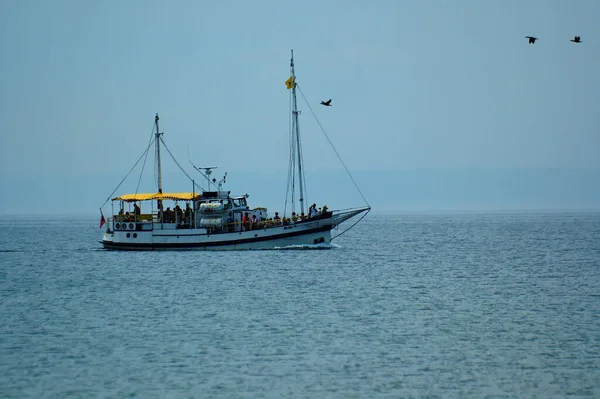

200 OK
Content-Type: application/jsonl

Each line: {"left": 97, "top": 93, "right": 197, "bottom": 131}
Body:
{"left": 99, "top": 51, "right": 370, "bottom": 250}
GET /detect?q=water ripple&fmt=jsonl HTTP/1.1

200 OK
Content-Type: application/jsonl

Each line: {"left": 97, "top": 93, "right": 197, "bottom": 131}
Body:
{"left": 1, "top": 213, "right": 599, "bottom": 397}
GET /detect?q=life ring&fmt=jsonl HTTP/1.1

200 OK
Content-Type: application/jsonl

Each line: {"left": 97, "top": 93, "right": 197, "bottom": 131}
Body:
{"left": 128, "top": 223, "right": 134, "bottom": 230}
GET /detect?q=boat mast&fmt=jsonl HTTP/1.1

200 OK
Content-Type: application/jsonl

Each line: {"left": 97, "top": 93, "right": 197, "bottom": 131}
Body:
{"left": 290, "top": 50, "right": 306, "bottom": 214}
{"left": 155, "top": 113, "right": 163, "bottom": 193}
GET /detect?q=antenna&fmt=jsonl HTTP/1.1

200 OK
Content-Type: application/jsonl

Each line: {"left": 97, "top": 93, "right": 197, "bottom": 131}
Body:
{"left": 217, "top": 172, "right": 227, "bottom": 190}
{"left": 191, "top": 163, "right": 218, "bottom": 190}
{"left": 188, "top": 150, "right": 227, "bottom": 192}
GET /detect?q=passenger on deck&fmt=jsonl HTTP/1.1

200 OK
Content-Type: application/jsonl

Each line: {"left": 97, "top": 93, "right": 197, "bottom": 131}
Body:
{"left": 242, "top": 212, "right": 250, "bottom": 231}
{"left": 226, "top": 212, "right": 234, "bottom": 232}
{"left": 251, "top": 214, "right": 258, "bottom": 230}
{"left": 309, "top": 204, "right": 317, "bottom": 217}
{"left": 274, "top": 212, "right": 281, "bottom": 226}
{"left": 322, "top": 205, "right": 329, "bottom": 215}
{"left": 291, "top": 212, "right": 298, "bottom": 223}
{"left": 174, "top": 204, "right": 183, "bottom": 223}
{"left": 185, "top": 203, "right": 192, "bottom": 223}
{"left": 165, "top": 207, "right": 175, "bottom": 223}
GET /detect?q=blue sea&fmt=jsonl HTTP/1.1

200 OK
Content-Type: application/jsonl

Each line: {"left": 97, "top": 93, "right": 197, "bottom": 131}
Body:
{"left": 1, "top": 212, "right": 599, "bottom": 398}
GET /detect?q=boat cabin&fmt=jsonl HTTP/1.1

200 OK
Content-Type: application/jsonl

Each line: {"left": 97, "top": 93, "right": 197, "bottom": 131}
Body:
{"left": 109, "top": 190, "right": 271, "bottom": 234}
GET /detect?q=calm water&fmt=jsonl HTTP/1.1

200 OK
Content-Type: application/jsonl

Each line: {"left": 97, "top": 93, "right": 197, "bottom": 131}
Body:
{"left": 1, "top": 213, "right": 599, "bottom": 398}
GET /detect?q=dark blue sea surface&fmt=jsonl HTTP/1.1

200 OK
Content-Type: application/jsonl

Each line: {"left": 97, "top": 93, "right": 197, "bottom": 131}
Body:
{"left": 1, "top": 213, "right": 599, "bottom": 398}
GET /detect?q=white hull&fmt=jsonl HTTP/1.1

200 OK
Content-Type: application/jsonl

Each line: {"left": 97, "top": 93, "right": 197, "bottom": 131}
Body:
{"left": 102, "top": 217, "right": 333, "bottom": 250}
{"left": 101, "top": 207, "right": 368, "bottom": 251}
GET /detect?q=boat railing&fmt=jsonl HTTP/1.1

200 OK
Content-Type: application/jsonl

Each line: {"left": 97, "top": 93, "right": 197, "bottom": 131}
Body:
{"left": 114, "top": 214, "right": 153, "bottom": 222}
{"left": 151, "top": 211, "right": 194, "bottom": 228}
{"left": 110, "top": 211, "right": 331, "bottom": 233}
{"left": 219, "top": 212, "right": 331, "bottom": 233}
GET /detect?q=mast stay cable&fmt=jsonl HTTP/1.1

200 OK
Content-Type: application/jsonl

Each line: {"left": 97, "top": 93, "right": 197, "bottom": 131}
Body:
{"left": 296, "top": 84, "right": 370, "bottom": 208}
{"left": 99, "top": 124, "right": 157, "bottom": 209}
{"left": 136, "top": 123, "right": 156, "bottom": 196}
{"left": 99, "top": 138, "right": 155, "bottom": 209}
{"left": 284, "top": 83, "right": 294, "bottom": 217}
{"left": 295, "top": 84, "right": 371, "bottom": 240}
{"left": 159, "top": 137, "right": 205, "bottom": 192}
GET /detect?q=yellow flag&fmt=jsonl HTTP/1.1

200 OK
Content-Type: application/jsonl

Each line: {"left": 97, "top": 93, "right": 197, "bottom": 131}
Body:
{"left": 285, "top": 76, "right": 294, "bottom": 89}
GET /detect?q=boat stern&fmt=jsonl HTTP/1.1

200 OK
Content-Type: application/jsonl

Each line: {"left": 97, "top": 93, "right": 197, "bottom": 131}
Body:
{"left": 101, "top": 231, "right": 115, "bottom": 247}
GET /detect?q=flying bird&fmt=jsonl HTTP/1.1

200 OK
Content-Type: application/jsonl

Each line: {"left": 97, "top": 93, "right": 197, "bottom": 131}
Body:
{"left": 570, "top": 36, "right": 582, "bottom": 43}
{"left": 525, "top": 36, "right": 538, "bottom": 44}
{"left": 320, "top": 99, "right": 332, "bottom": 106}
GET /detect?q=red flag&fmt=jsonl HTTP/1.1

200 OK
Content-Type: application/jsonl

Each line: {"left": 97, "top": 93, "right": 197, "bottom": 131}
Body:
{"left": 100, "top": 210, "right": 106, "bottom": 228}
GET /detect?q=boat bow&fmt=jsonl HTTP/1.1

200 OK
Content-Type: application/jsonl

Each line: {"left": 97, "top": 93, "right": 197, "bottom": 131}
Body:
{"left": 331, "top": 206, "right": 371, "bottom": 228}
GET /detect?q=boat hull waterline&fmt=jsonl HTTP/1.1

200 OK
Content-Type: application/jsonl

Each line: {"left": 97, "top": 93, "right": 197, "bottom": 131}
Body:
{"left": 101, "top": 208, "right": 367, "bottom": 250}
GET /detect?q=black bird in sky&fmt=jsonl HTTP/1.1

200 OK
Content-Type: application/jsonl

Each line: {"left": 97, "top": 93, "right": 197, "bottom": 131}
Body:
{"left": 320, "top": 99, "right": 332, "bottom": 106}
{"left": 525, "top": 36, "right": 538, "bottom": 44}
{"left": 570, "top": 36, "right": 582, "bottom": 43}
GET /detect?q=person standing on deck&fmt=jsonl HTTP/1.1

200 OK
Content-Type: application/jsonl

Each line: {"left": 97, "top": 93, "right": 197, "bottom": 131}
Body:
{"left": 242, "top": 212, "right": 250, "bottom": 231}
{"left": 185, "top": 203, "right": 192, "bottom": 225}
{"left": 226, "top": 212, "right": 234, "bottom": 232}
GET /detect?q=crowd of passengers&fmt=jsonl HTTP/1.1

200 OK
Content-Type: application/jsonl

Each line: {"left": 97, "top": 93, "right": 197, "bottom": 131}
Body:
{"left": 226, "top": 203, "right": 329, "bottom": 232}
{"left": 116, "top": 202, "right": 194, "bottom": 224}
{"left": 157, "top": 203, "right": 193, "bottom": 224}
{"left": 115, "top": 201, "right": 330, "bottom": 229}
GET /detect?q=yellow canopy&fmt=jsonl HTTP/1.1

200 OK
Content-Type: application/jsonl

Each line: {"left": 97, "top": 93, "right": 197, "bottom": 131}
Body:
{"left": 112, "top": 192, "right": 200, "bottom": 202}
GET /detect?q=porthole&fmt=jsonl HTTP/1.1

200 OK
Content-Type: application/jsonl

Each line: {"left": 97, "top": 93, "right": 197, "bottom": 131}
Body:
{"left": 133, "top": 233, "right": 137, "bottom": 238}
{"left": 126, "top": 233, "right": 131, "bottom": 238}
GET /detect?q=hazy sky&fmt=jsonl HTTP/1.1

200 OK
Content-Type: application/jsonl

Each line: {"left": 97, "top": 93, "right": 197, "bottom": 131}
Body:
{"left": 1, "top": 0, "right": 599, "bottom": 214}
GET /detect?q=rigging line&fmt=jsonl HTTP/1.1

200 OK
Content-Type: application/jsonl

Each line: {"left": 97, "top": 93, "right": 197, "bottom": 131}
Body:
{"left": 288, "top": 133, "right": 296, "bottom": 214}
{"left": 135, "top": 123, "right": 156, "bottom": 196}
{"left": 284, "top": 89, "right": 293, "bottom": 216}
{"left": 100, "top": 136, "right": 156, "bottom": 209}
{"left": 296, "top": 84, "right": 371, "bottom": 208}
{"left": 153, "top": 156, "right": 157, "bottom": 191}
{"left": 287, "top": 91, "right": 299, "bottom": 215}
{"left": 159, "top": 137, "right": 205, "bottom": 192}
{"left": 293, "top": 107, "right": 308, "bottom": 212}
{"left": 297, "top": 123, "right": 309, "bottom": 211}
{"left": 331, "top": 208, "right": 371, "bottom": 241}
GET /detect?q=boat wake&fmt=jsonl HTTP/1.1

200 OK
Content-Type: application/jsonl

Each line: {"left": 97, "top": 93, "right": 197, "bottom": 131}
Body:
{"left": 272, "top": 242, "right": 341, "bottom": 250}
